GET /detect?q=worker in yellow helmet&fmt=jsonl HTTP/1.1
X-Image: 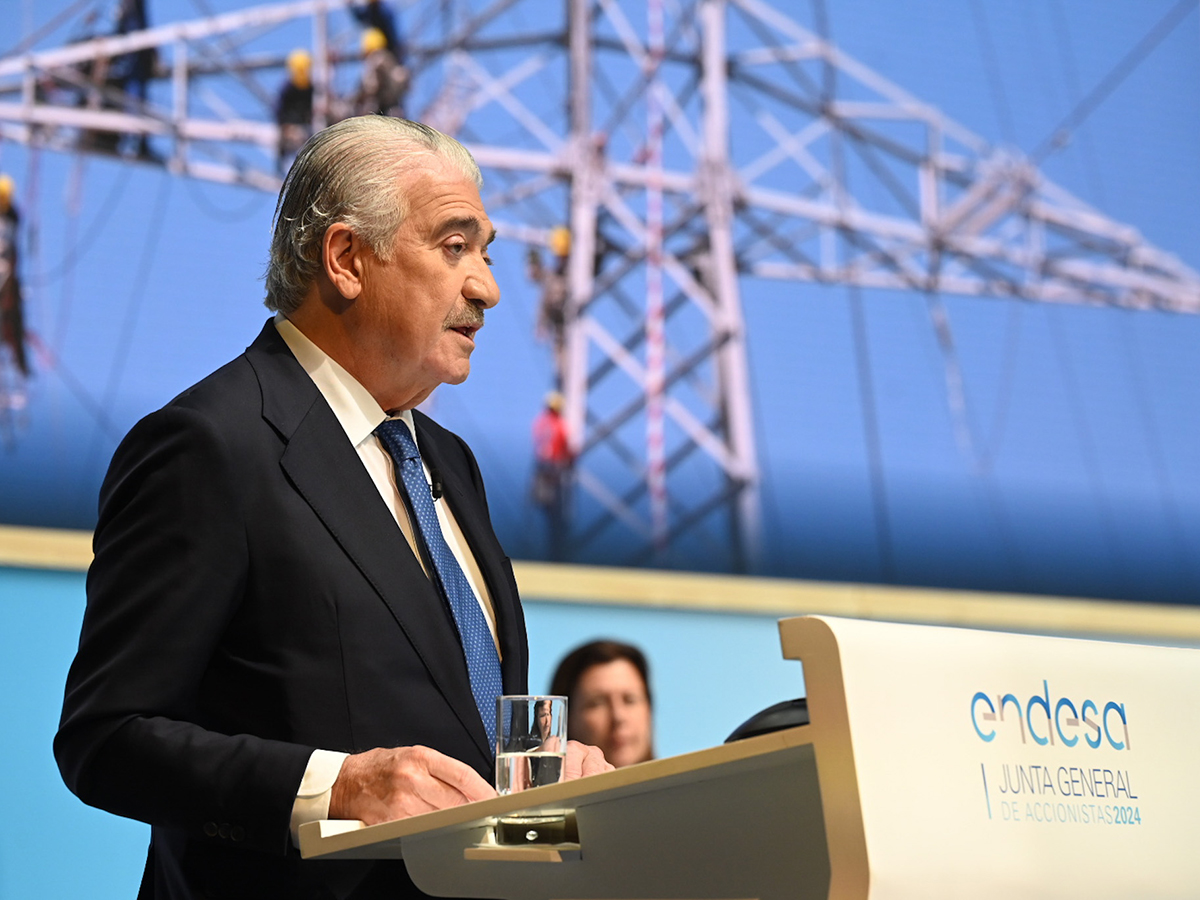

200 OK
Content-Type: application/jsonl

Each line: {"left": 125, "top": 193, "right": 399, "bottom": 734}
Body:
{"left": 286, "top": 49, "right": 312, "bottom": 89}
{"left": 526, "top": 225, "right": 571, "bottom": 380}
{"left": 350, "top": 0, "right": 403, "bottom": 62}
{"left": 0, "top": 173, "right": 29, "bottom": 377}
{"left": 549, "top": 225, "right": 571, "bottom": 259}
{"left": 361, "top": 27, "right": 387, "bottom": 56}
{"left": 0, "top": 174, "right": 18, "bottom": 275}
{"left": 276, "top": 49, "right": 314, "bottom": 172}
{"left": 354, "top": 27, "right": 410, "bottom": 117}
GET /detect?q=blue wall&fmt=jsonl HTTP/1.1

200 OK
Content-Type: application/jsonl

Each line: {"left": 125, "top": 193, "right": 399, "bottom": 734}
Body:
{"left": 0, "top": 567, "right": 147, "bottom": 898}
{"left": 1, "top": 564, "right": 805, "bottom": 898}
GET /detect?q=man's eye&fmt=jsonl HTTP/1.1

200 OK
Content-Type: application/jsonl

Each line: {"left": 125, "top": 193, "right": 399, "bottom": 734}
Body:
{"left": 483, "top": 255, "right": 494, "bottom": 267}
{"left": 446, "top": 241, "right": 466, "bottom": 255}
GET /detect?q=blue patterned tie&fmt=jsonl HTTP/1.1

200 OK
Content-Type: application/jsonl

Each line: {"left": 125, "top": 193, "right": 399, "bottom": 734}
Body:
{"left": 375, "top": 418, "right": 502, "bottom": 752}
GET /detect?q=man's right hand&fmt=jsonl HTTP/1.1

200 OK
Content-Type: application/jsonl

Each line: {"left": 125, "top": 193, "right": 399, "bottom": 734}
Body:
{"left": 329, "top": 746, "right": 497, "bottom": 825}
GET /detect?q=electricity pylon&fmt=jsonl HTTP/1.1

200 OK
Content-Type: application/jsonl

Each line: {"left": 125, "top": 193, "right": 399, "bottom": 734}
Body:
{"left": 2, "top": 0, "right": 1197, "bottom": 572}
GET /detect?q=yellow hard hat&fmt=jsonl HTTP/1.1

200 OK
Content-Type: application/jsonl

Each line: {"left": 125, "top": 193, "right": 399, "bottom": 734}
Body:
{"left": 287, "top": 48, "right": 312, "bottom": 76}
{"left": 544, "top": 391, "right": 565, "bottom": 412}
{"left": 549, "top": 225, "right": 571, "bottom": 257}
{"left": 0, "top": 173, "right": 12, "bottom": 205}
{"left": 361, "top": 27, "right": 387, "bottom": 55}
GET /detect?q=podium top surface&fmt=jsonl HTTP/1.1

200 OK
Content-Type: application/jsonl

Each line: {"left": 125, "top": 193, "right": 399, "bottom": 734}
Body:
{"left": 300, "top": 721, "right": 815, "bottom": 860}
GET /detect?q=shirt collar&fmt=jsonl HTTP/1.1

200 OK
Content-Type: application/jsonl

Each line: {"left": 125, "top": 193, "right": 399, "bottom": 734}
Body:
{"left": 274, "top": 314, "right": 417, "bottom": 448}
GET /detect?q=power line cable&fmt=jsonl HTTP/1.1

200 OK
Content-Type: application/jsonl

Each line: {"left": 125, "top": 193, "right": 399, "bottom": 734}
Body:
{"left": 744, "top": 320, "right": 786, "bottom": 578}
{"left": 1018, "top": 0, "right": 1065, "bottom": 117}
{"left": 431, "top": 384, "right": 528, "bottom": 536}
{"left": 1018, "top": 0, "right": 1080, "bottom": 180}
{"left": 919, "top": 287, "right": 1029, "bottom": 591}
{"left": 77, "top": 171, "right": 173, "bottom": 514}
{"left": 185, "top": 177, "right": 269, "bottom": 224}
{"left": 969, "top": 0, "right": 1018, "bottom": 145}
{"left": 97, "top": 171, "right": 173, "bottom": 413}
{"left": 1030, "top": 0, "right": 1196, "bottom": 163}
{"left": 923, "top": 289, "right": 976, "bottom": 462}
{"left": 808, "top": 0, "right": 894, "bottom": 583}
{"left": 1048, "top": 0, "right": 1108, "bottom": 207}
{"left": 0, "top": 0, "right": 98, "bottom": 60}
{"left": 847, "top": 282, "right": 895, "bottom": 584}
{"left": 977, "top": 300, "right": 1023, "bottom": 472}
{"left": 29, "top": 164, "right": 132, "bottom": 288}
{"left": 812, "top": 0, "right": 836, "bottom": 102}
{"left": 52, "top": 154, "right": 89, "bottom": 356}
{"left": 1040, "top": 4, "right": 1188, "bottom": 592}
{"left": 23, "top": 330, "right": 124, "bottom": 442}
{"left": 1114, "top": 312, "right": 1199, "bottom": 585}
{"left": 1043, "top": 305, "right": 1127, "bottom": 597}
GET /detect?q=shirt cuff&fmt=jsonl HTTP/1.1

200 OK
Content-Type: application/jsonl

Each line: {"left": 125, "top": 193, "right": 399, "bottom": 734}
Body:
{"left": 290, "top": 749, "right": 350, "bottom": 846}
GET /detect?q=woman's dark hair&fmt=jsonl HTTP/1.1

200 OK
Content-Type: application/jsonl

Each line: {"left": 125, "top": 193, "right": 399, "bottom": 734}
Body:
{"left": 549, "top": 640, "right": 652, "bottom": 705}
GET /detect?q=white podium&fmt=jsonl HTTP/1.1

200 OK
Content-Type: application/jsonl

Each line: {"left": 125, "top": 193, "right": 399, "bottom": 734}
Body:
{"left": 301, "top": 616, "right": 1200, "bottom": 899}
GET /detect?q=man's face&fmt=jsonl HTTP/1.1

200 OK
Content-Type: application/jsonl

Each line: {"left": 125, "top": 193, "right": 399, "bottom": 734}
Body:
{"left": 353, "top": 158, "right": 499, "bottom": 411}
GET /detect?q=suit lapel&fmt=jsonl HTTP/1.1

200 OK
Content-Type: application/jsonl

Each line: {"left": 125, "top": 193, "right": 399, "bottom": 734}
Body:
{"left": 244, "top": 322, "right": 492, "bottom": 765}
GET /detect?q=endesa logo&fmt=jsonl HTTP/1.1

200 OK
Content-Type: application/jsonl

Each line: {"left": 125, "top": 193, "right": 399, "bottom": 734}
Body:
{"left": 971, "top": 680, "right": 1130, "bottom": 750}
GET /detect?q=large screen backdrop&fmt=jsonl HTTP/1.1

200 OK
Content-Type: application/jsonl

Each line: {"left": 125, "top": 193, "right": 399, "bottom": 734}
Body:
{"left": 0, "top": 0, "right": 1197, "bottom": 605}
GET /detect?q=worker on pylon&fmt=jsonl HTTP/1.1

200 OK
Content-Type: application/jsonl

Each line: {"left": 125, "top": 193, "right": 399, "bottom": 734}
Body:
{"left": 0, "top": 174, "right": 30, "bottom": 381}
{"left": 531, "top": 390, "right": 573, "bottom": 560}
{"left": 527, "top": 225, "right": 570, "bottom": 385}
{"left": 275, "top": 49, "right": 314, "bottom": 173}
{"left": 74, "top": 8, "right": 123, "bottom": 155}
{"left": 110, "top": 0, "right": 158, "bottom": 160}
{"left": 353, "top": 27, "right": 410, "bottom": 118}
{"left": 350, "top": 0, "right": 404, "bottom": 63}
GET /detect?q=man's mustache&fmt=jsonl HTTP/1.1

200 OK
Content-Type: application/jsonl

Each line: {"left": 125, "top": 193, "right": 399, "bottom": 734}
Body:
{"left": 445, "top": 307, "right": 485, "bottom": 330}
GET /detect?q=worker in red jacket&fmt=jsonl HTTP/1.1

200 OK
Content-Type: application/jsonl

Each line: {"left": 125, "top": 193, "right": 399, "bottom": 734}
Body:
{"left": 532, "top": 390, "right": 573, "bottom": 558}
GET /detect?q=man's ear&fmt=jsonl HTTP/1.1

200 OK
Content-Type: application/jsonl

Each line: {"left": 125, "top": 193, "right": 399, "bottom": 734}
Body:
{"left": 322, "top": 222, "right": 367, "bottom": 300}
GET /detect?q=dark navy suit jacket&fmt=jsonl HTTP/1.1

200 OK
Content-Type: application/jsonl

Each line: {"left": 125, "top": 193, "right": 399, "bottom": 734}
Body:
{"left": 56, "top": 320, "right": 528, "bottom": 899}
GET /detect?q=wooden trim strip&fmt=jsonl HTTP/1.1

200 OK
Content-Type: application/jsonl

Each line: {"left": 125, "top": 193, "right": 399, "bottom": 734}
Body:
{"left": 3, "top": 525, "right": 1198, "bottom": 641}
{"left": 511, "top": 561, "right": 1200, "bottom": 642}
{"left": 0, "top": 524, "right": 93, "bottom": 571}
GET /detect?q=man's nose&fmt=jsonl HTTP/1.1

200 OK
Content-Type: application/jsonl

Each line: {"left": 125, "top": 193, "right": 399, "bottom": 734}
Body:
{"left": 465, "top": 257, "right": 500, "bottom": 309}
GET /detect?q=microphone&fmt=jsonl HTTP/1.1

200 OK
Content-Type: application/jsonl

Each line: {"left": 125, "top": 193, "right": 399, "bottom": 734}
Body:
{"left": 430, "top": 466, "right": 444, "bottom": 501}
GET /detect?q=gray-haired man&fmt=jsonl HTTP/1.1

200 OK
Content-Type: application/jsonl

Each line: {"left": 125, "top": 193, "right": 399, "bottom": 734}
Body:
{"left": 57, "top": 117, "right": 609, "bottom": 900}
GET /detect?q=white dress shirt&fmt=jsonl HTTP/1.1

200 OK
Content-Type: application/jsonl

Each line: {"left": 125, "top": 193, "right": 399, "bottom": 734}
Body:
{"left": 275, "top": 315, "right": 499, "bottom": 842}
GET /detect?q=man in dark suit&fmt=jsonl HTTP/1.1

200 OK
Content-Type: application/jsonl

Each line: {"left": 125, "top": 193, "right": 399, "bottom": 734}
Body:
{"left": 55, "top": 117, "right": 609, "bottom": 899}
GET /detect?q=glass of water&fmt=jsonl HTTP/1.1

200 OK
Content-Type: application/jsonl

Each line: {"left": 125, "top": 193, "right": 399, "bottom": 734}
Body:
{"left": 496, "top": 695, "right": 567, "bottom": 794}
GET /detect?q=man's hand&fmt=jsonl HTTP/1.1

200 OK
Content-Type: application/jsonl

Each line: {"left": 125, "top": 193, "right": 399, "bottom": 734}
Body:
{"left": 329, "top": 746, "right": 496, "bottom": 825}
{"left": 563, "top": 740, "right": 614, "bottom": 780}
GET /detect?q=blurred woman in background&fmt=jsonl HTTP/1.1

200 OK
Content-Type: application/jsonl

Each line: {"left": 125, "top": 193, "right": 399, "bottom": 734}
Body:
{"left": 550, "top": 640, "right": 654, "bottom": 768}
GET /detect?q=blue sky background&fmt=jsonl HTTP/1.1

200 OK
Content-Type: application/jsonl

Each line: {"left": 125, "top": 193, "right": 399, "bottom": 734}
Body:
{"left": 1, "top": 0, "right": 1198, "bottom": 603}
